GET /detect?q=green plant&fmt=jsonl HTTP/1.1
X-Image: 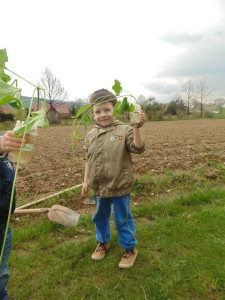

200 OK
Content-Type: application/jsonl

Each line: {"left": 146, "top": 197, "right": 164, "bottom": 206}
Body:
{"left": 0, "top": 50, "right": 22, "bottom": 110}
{"left": 71, "top": 79, "right": 136, "bottom": 152}
{"left": 0, "top": 49, "right": 49, "bottom": 131}
{"left": 0, "top": 48, "right": 49, "bottom": 266}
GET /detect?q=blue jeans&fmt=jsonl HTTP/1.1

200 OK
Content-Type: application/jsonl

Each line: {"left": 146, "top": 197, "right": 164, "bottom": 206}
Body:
{"left": 92, "top": 194, "right": 137, "bottom": 249}
{"left": 0, "top": 225, "right": 11, "bottom": 300}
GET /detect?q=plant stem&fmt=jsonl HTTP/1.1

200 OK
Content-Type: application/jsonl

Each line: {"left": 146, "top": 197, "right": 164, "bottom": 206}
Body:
{"left": 0, "top": 87, "right": 38, "bottom": 264}
{"left": 5, "top": 67, "right": 36, "bottom": 88}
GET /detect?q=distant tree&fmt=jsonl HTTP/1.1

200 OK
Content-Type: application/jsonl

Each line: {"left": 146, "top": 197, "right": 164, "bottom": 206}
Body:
{"left": 69, "top": 104, "right": 76, "bottom": 116}
{"left": 137, "top": 96, "right": 163, "bottom": 120}
{"left": 38, "top": 68, "right": 68, "bottom": 109}
{"left": 181, "top": 80, "right": 195, "bottom": 117}
{"left": 137, "top": 95, "right": 148, "bottom": 107}
{"left": 214, "top": 97, "right": 225, "bottom": 114}
{"left": 165, "top": 96, "right": 186, "bottom": 117}
{"left": 69, "top": 98, "right": 89, "bottom": 117}
{"left": 191, "top": 99, "right": 200, "bottom": 116}
{"left": 196, "top": 81, "right": 214, "bottom": 117}
{"left": 38, "top": 68, "right": 69, "bottom": 124}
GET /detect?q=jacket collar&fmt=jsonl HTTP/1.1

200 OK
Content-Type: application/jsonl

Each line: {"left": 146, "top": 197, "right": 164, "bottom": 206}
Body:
{"left": 94, "top": 119, "right": 123, "bottom": 130}
{"left": 95, "top": 120, "right": 124, "bottom": 133}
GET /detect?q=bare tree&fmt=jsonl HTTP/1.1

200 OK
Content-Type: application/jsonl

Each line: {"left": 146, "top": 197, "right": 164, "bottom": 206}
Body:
{"left": 137, "top": 96, "right": 163, "bottom": 120}
{"left": 181, "top": 80, "right": 195, "bottom": 117}
{"left": 137, "top": 95, "right": 155, "bottom": 109}
{"left": 137, "top": 95, "right": 147, "bottom": 107}
{"left": 196, "top": 81, "right": 214, "bottom": 117}
{"left": 38, "top": 68, "right": 68, "bottom": 108}
{"left": 214, "top": 97, "right": 225, "bottom": 114}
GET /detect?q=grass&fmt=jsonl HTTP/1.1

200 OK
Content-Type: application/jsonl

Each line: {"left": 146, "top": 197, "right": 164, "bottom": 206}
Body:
{"left": 211, "top": 108, "right": 225, "bottom": 119}
{"left": 8, "top": 163, "right": 225, "bottom": 300}
{"left": 0, "top": 120, "right": 15, "bottom": 131}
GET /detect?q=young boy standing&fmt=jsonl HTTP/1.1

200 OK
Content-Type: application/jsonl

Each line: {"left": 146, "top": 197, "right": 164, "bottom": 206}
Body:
{"left": 82, "top": 89, "right": 145, "bottom": 269}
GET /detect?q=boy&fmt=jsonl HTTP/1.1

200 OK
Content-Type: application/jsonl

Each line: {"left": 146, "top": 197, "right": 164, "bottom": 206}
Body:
{"left": 82, "top": 88, "right": 145, "bottom": 269}
{"left": 0, "top": 131, "right": 23, "bottom": 300}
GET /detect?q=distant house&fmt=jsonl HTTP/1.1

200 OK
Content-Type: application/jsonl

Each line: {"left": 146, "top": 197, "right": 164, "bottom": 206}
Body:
{"left": 0, "top": 106, "right": 15, "bottom": 122}
{"left": 0, "top": 106, "right": 14, "bottom": 115}
{"left": 34, "top": 103, "right": 70, "bottom": 114}
{"left": 33, "top": 102, "right": 71, "bottom": 124}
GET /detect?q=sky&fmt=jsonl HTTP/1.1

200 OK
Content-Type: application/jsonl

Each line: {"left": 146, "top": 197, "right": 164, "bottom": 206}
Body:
{"left": 1, "top": 0, "right": 225, "bottom": 103}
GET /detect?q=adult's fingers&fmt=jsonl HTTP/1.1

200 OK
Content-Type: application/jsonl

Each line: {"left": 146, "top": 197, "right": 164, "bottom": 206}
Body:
{"left": 1, "top": 132, "right": 25, "bottom": 152}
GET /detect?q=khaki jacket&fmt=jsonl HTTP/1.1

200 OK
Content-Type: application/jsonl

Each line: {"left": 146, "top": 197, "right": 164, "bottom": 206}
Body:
{"left": 84, "top": 120, "right": 145, "bottom": 197}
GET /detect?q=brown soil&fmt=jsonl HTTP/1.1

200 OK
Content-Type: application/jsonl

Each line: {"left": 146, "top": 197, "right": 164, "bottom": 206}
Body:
{"left": 16, "top": 119, "right": 225, "bottom": 208}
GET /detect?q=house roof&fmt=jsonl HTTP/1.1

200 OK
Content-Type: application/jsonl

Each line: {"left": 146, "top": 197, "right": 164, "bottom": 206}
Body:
{"left": 33, "top": 103, "right": 70, "bottom": 114}
{"left": 0, "top": 106, "right": 14, "bottom": 114}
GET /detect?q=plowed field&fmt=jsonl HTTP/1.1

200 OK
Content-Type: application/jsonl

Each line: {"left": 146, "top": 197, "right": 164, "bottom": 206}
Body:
{"left": 16, "top": 119, "right": 225, "bottom": 205}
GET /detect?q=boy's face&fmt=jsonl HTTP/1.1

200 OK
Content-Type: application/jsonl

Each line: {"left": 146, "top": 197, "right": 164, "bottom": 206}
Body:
{"left": 92, "top": 101, "right": 115, "bottom": 127}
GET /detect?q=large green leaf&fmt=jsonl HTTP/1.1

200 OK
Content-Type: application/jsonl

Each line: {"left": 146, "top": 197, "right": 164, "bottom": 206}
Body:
{"left": 0, "top": 78, "right": 22, "bottom": 107}
{"left": 0, "top": 49, "right": 22, "bottom": 108}
{"left": 0, "top": 49, "right": 11, "bottom": 83}
{"left": 9, "top": 101, "right": 23, "bottom": 110}
{"left": 14, "top": 102, "right": 49, "bottom": 135}
{"left": 113, "top": 97, "right": 135, "bottom": 116}
{"left": 112, "top": 79, "right": 122, "bottom": 96}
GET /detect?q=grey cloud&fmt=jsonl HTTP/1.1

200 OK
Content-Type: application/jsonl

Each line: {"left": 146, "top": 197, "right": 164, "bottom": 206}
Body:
{"left": 143, "top": 81, "right": 179, "bottom": 95}
{"left": 162, "top": 33, "right": 225, "bottom": 77}
{"left": 160, "top": 32, "right": 202, "bottom": 45}
{"left": 160, "top": 27, "right": 225, "bottom": 46}
{"left": 142, "top": 80, "right": 181, "bottom": 102}
{"left": 143, "top": 28, "right": 225, "bottom": 101}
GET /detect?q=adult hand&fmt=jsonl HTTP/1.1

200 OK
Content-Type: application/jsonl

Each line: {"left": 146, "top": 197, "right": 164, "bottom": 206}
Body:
{"left": 0, "top": 131, "right": 25, "bottom": 153}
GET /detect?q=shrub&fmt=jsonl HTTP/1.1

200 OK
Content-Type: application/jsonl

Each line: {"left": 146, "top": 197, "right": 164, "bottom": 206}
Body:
{"left": 0, "top": 111, "right": 14, "bottom": 122}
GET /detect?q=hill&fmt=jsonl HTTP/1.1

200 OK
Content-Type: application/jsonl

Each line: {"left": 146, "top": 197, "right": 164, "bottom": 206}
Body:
{"left": 22, "top": 96, "right": 75, "bottom": 109}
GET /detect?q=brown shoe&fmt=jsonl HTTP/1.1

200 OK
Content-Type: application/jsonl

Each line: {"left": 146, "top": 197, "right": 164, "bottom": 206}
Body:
{"left": 91, "top": 242, "right": 110, "bottom": 261}
{"left": 119, "top": 248, "right": 138, "bottom": 269}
